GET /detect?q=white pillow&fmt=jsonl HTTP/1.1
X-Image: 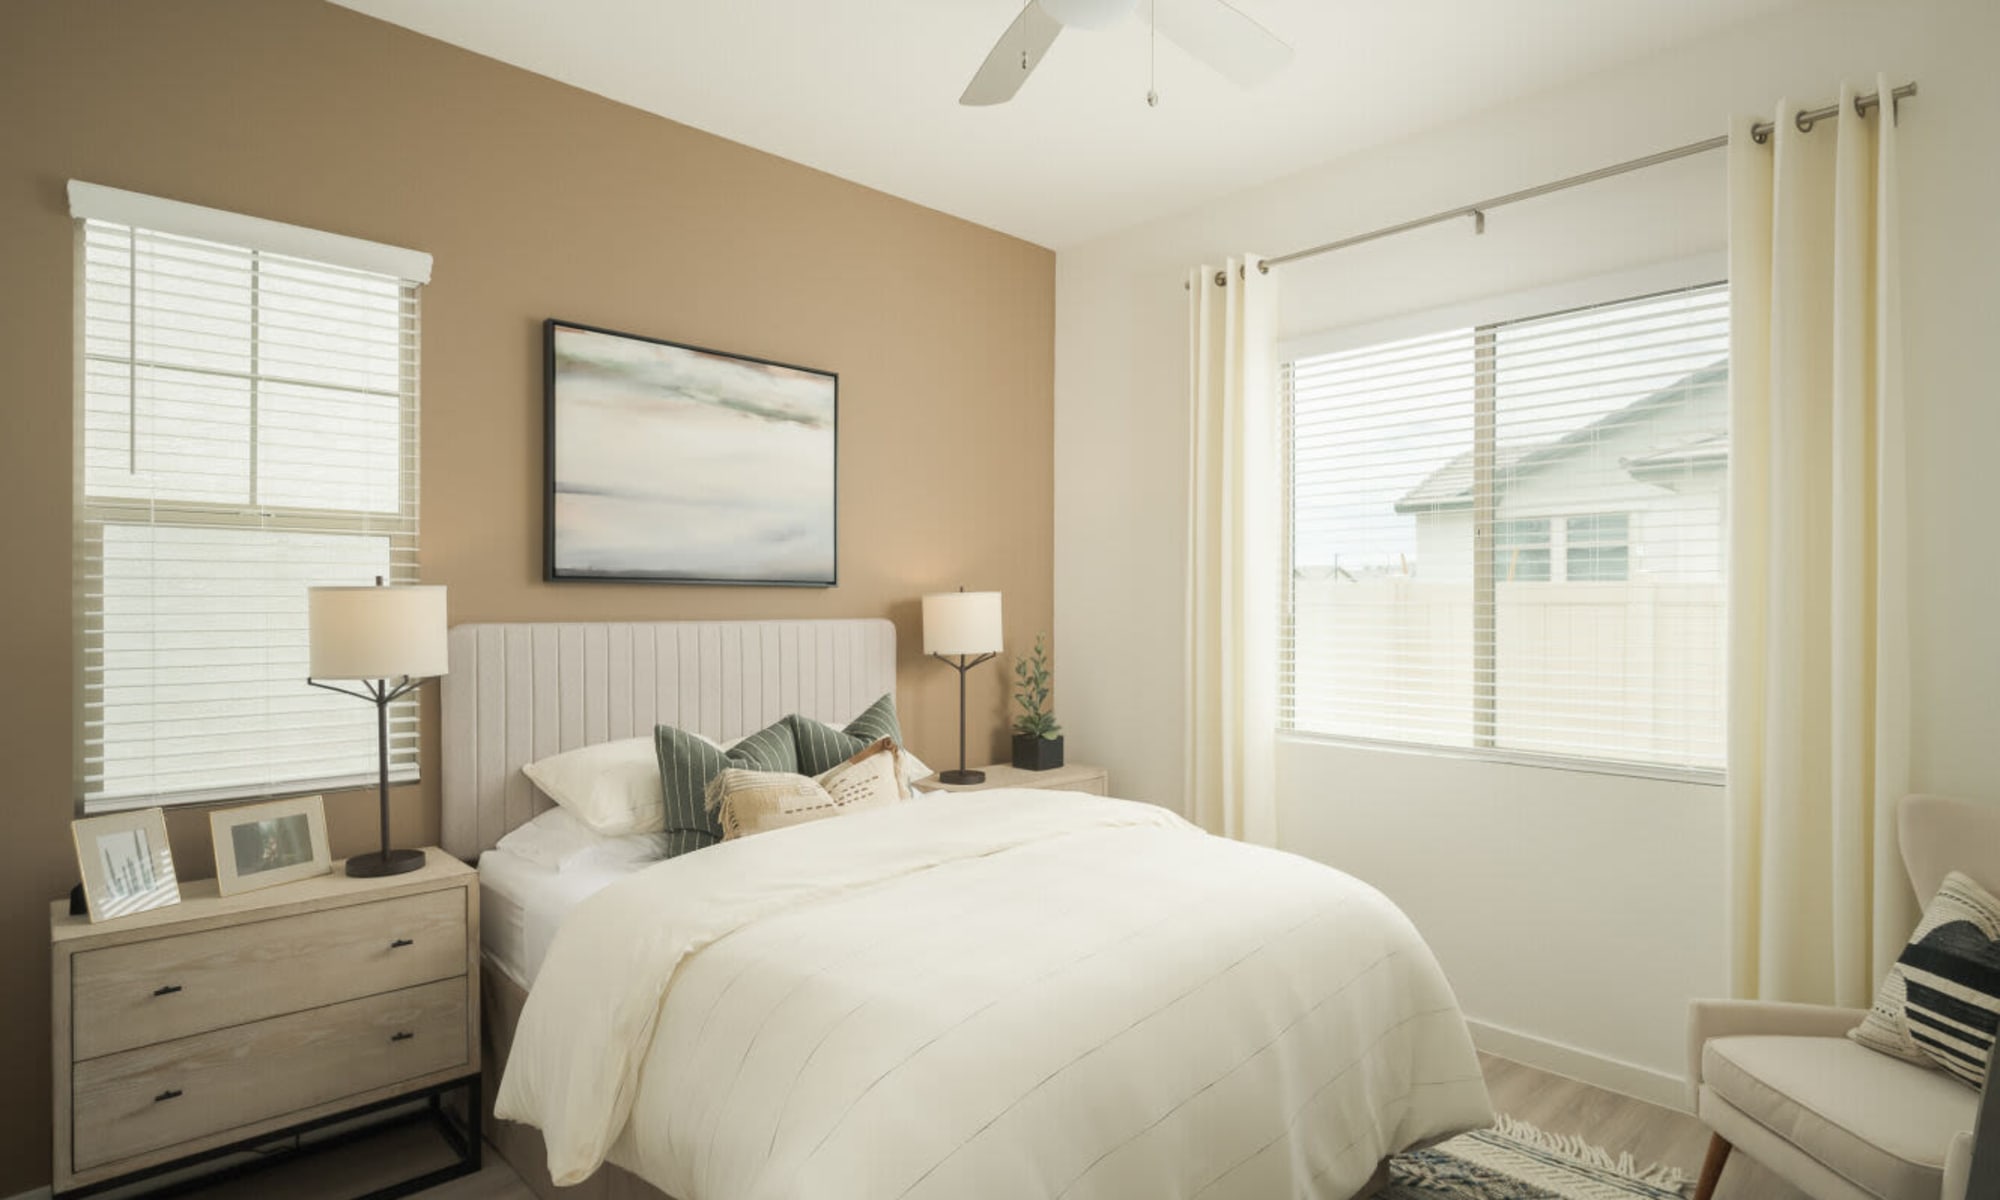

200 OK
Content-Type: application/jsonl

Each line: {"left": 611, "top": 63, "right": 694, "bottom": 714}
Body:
{"left": 493, "top": 806, "right": 667, "bottom": 872}
{"left": 520, "top": 737, "right": 665, "bottom": 836}
{"left": 899, "top": 749, "right": 935, "bottom": 792}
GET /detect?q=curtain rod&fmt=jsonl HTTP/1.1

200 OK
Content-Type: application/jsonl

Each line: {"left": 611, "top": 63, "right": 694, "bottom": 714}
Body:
{"left": 1245, "top": 81, "right": 1917, "bottom": 278}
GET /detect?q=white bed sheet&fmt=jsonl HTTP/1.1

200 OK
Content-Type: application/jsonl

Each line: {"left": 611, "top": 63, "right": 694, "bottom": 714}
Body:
{"left": 478, "top": 847, "right": 652, "bottom": 989}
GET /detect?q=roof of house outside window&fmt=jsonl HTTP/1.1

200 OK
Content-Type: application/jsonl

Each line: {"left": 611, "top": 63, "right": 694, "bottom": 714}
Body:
{"left": 1392, "top": 361, "right": 1727, "bottom": 514}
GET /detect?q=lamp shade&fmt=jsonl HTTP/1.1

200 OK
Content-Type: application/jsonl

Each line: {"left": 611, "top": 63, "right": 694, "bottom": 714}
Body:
{"left": 308, "top": 585, "right": 449, "bottom": 680}
{"left": 922, "top": 591, "right": 1003, "bottom": 656}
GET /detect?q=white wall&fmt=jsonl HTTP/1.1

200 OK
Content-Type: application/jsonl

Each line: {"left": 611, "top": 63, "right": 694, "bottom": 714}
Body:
{"left": 1054, "top": 0, "right": 2000, "bottom": 1099}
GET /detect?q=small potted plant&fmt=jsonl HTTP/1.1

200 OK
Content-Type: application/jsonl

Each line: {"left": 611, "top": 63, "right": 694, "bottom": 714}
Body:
{"left": 1011, "top": 633, "right": 1064, "bottom": 770}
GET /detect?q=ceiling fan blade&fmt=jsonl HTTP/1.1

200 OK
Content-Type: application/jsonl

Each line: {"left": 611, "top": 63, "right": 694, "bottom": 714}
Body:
{"left": 1150, "top": 0, "right": 1292, "bottom": 88}
{"left": 960, "top": 2, "right": 1066, "bottom": 106}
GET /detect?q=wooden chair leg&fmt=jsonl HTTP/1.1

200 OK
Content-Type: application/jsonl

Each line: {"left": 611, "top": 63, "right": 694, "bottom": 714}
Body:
{"left": 1693, "top": 1133, "right": 1732, "bottom": 1200}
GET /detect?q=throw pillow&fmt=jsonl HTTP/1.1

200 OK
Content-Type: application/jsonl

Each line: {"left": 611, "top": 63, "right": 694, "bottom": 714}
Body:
{"left": 654, "top": 719, "right": 797, "bottom": 858}
{"left": 814, "top": 736, "right": 907, "bottom": 811}
{"left": 1850, "top": 870, "right": 2000, "bottom": 1089}
{"left": 707, "top": 769, "right": 838, "bottom": 841}
{"left": 785, "top": 693, "right": 931, "bottom": 792}
{"left": 706, "top": 737, "right": 907, "bottom": 840}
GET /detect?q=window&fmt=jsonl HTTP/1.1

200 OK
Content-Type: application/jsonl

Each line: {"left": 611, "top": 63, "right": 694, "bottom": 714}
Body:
{"left": 1565, "top": 513, "right": 1630, "bottom": 582}
{"left": 1282, "top": 282, "right": 1728, "bottom": 775}
{"left": 1494, "top": 519, "right": 1551, "bottom": 583}
{"left": 73, "top": 184, "right": 429, "bottom": 812}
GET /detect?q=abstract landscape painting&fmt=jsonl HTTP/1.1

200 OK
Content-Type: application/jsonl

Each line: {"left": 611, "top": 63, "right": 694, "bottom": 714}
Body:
{"left": 546, "top": 321, "right": 836, "bottom": 585}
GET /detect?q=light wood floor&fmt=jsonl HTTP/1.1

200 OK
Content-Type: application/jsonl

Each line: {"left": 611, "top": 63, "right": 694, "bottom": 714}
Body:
{"left": 154, "top": 1053, "right": 1809, "bottom": 1199}
{"left": 1476, "top": 1053, "right": 1808, "bottom": 1200}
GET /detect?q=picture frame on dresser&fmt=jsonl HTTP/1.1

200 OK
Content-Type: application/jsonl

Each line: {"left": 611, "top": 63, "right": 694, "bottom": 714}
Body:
{"left": 209, "top": 794, "right": 332, "bottom": 897}
{"left": 71, "top": 807, "right": 179, "bottom": 923}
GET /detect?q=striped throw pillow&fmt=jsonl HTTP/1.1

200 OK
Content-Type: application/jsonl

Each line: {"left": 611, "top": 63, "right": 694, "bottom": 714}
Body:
{"left": 1851, "top": 870, "right": 2000, "bottom": 1090}
{"left": 786, "top": 693, "right": 905, "bottom": 776}
{"left": 787, "top": 695, "right": 940, "bottom": 792}
{"left": 653, "top": 720, "right": 797, "bottom": 858}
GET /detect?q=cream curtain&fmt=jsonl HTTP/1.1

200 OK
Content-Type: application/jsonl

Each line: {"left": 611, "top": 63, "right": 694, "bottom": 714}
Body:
{"left": 1185, "top": 257, "right": 1278, "bottom": 845}
{"left": 1726, "top": 77, "right": 1913, "bottom": 1005}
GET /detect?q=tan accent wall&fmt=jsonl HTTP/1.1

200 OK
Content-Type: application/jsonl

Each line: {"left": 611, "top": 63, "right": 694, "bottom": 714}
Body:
{"left": 0, "top": 1, "right": 1054, "bottom": 1189}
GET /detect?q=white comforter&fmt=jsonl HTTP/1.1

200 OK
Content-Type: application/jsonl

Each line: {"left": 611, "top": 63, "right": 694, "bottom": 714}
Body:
{"left": 496, "top": 791, "right": 1491, "bottom": 1200}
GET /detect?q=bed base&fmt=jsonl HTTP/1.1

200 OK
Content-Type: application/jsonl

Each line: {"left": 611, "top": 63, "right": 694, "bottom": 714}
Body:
{"left": 481, "top": 957, "right": 1390, "bottom": 1200}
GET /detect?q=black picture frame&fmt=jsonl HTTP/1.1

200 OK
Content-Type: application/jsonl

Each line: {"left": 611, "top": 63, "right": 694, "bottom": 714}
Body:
{"left": 543, "top": 319, "right": 838, "bottom": 587}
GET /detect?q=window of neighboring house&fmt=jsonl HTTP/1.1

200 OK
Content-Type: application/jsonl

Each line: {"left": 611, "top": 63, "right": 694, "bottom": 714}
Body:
{"left": 1281, "top": 280, "right": 1728, "bottom": 777}
{"left": 1565, "top": 513, "right": 1631, "bottom": 582}
{"left": 73, "top": 186, "right": 428, "bottom": 812}
{"left": 1494, "top": 518, "right": 1551, "bottom": 582}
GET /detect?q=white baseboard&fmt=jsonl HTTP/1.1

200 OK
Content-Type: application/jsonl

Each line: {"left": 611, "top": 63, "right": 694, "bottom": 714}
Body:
{"left": 1467, "top": 1018, "right": 1690, "bottom": 1112}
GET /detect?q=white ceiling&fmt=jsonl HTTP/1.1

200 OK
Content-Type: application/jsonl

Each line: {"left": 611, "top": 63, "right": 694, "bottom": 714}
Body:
{"left": 328, "top": 0, "right": 1798, "bottom": 248}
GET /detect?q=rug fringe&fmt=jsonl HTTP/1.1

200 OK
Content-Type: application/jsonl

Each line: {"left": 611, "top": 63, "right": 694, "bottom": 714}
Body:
{"left": 1490, "top": 1113, "right": 1690, "bottom": 1191}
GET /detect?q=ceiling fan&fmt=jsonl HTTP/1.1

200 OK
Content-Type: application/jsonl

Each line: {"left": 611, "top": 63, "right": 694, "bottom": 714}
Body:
{"left": 960, "top": 0, "right": 1292, "bottom": 107}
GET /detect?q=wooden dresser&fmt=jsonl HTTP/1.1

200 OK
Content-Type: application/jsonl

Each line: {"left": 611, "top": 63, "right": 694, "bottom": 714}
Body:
{"left": 50, "top": 847, "right": 479, "bottom": 1196}
{"left": 920, "top": 761, "right": 1109, "bottom": 795}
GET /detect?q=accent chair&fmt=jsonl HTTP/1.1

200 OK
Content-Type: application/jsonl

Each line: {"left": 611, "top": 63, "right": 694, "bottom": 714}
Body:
{"left": 1686, "top": 794, "right": 2000, "bottom": 1200}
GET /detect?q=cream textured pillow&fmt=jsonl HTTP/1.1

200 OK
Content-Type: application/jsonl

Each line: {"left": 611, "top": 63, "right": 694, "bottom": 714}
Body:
{"left": 816, "top": 737, "right": 909, "bottom": 807}
{"left": 521, "top": 737, "right": 667, "bottom": 836}
{"left": 707, "top": 770, "right": 838, "bottom": 841}
{"left": 707, "top": 737, "right": 907, "bottom": 840}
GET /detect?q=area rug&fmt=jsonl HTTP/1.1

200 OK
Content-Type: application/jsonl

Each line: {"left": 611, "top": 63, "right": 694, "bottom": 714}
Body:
{"left": 1384, "top": 1114, "right": 1692, "bottom": 1199}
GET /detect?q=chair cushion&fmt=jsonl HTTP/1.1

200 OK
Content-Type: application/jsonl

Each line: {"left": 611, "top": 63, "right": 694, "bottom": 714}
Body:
{"left": 1704, "top": 1035, "right": 1978, "bottom": 1200}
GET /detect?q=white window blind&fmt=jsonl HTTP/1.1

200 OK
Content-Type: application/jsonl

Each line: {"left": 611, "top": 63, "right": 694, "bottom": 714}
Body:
{"left": 76, "top": 199, "right": 424, "bottom": 813}
{"left": 1283, "top": 282, "right": 1729, "bottom": 776}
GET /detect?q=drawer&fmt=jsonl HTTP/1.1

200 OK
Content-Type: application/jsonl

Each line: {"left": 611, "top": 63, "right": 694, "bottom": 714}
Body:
{"left": 72, "top": 888, "right": 466, "bottom": 1060}
{"left": 72, "top": 976, "right": 468, "bottom": 1172}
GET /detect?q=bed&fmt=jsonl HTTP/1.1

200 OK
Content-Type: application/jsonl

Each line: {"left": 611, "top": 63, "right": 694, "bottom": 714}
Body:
{"left": 443, "top": 619, "right": 1492, "bottom": 1200}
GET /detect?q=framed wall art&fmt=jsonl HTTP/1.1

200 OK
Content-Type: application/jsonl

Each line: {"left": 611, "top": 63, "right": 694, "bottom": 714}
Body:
{"left": 545, "top": 319, "right": 837, "bottom": 586}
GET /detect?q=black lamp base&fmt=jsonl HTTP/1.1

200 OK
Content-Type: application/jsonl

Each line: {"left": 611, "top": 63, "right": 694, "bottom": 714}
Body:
{"left": 346, "top": 847, "right": 427, "bottom": 878}
{"left": 938, "top": 769, "right": 987, "bottom": 786}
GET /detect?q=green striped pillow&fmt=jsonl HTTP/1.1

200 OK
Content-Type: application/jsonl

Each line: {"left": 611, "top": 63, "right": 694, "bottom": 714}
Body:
{"left": 786, "top": 694, "right": 904, "bottom": 776}
{"left": 653, "top": 720, "right": 798, "bottom": 858}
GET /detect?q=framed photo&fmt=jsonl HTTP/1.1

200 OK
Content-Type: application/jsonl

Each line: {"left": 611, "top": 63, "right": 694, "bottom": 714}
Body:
{"left": 545, "top": 319, "right": 837, "bottom": 586}
{"left": 210, "top": 795, "right": 332, "bottom": 897}
{"left": 72, "top": 808, "right": 180, "bottom": 922}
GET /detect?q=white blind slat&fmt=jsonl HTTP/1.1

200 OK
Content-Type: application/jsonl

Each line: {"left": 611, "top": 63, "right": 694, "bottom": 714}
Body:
{"left": 77, "top": 201, "right": 424, "bottom": 813}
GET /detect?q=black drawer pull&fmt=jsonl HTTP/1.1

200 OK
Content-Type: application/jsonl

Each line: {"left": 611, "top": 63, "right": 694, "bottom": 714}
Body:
{"left": 390, "top": 1031, "right": 414, "bottom": 1042}
{"left": 389, "top": 938, "right": 414, "bottom": 949}
{"left": 154, "top": 1089, "right": 182, "bottom": 1103}
{"left": 152, "top": 984, "right": 182, "bottom": 997}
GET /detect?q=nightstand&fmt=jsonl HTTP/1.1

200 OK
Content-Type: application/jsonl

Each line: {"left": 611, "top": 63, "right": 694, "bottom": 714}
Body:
{"left": 920, "top": 761, "right": 1109, "bottom": 795}
{"left": 50, "top": 846, "right": 480, "bottom": 1198}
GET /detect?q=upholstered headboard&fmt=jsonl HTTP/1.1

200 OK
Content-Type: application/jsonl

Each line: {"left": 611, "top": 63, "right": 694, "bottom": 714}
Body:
{"left": 440, "top": 619, "right": 897, "bottom": 860}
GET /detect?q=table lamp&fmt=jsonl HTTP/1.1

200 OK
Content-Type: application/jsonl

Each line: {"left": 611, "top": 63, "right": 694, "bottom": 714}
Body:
{"left": 923, "top": 588, "right": 1003, "bottom": 785}
{"left": 307, "top": 580, "right": 448, "bottom": 877}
